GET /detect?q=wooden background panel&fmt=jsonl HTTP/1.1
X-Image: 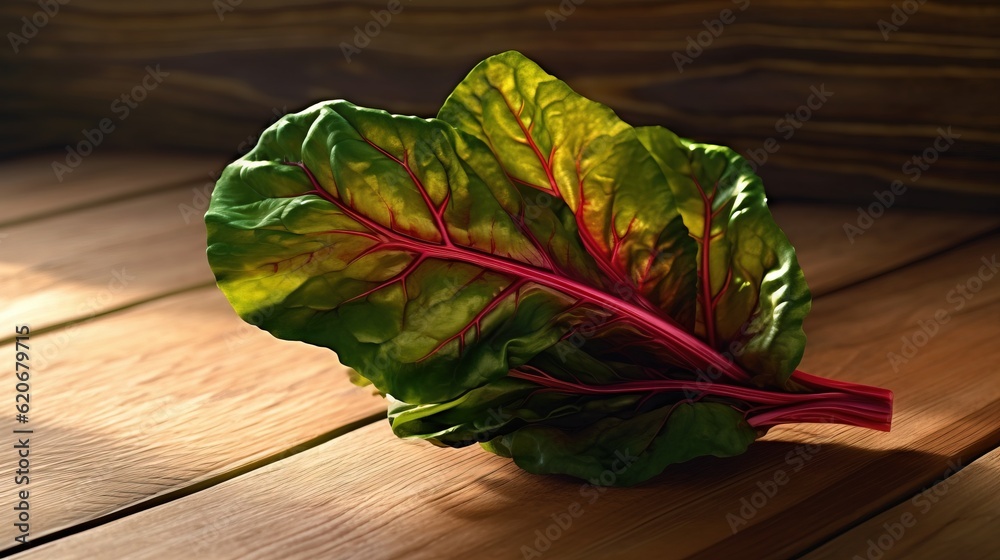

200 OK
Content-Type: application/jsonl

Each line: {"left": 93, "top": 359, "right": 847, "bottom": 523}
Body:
{"left": 1, "top": 1, "right": 998, "bottom": 210}
{"left": 14, "top": 233, "right": 999, "bottom": 559}
{"left": 804, "top": 446, "right": 1000, "bottom": 560}
{"left": 0, "top": 286, "right": 385, "bottom": 549}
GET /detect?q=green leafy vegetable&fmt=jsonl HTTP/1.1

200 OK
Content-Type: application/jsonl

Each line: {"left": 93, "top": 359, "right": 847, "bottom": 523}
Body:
{"left": 206, "top": 51, "right": 892, "bottom": 486}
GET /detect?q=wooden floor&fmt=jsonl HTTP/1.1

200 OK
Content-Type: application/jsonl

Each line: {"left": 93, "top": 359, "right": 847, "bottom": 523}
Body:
{"left": 1, "top": 152, "right": 998, "bottom": 559}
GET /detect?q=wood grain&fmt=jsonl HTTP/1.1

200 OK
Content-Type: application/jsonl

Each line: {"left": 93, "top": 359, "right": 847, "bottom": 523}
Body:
{"left": 0, "top": 287, "right": 386, "bottom": 550}
{"left": 804, "top": 446, "right": 1000, "bottom": 560}
{"left": 2, "top": 1, "right": 997, "bottom": 210}
{"left": 0, "top": 186, "right": 216, "bottom": 333}
{"left": 3, "top": 148, "right": 990, "bottom": 551}
{"left": 0, "top": 152, "right": 222, "bottom": 226}
{"left": 14, "top": 233, "right": 998, "bottom": 559}
{"left": 769, "top": 203, "right": 999, "bottom": 296}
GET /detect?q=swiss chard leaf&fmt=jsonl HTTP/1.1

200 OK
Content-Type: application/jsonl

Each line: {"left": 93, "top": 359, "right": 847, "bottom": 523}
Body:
{"left": 483, "top": 402, "right": 756, "bottom": 487}
{"left": 208, "top": 101, "right": 752, "bottom": 402}
{"left": 438, "top": 50, "right": 699, "bottom": 331}
{"left": 635, "top": 126, "right": 812, "bottom": 384}
{"left": 207, "top": 51, "right": 893, "bottom": 487}
{"left": 208, "top": 101, "right": 579, "bottom": 404}
{"left": 437, "top": 51, "right": 810, "bottom": 385}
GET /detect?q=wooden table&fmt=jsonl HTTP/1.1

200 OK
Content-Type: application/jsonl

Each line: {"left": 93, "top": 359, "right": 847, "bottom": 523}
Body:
{"left": 1, "top": 152, "right": 998, "bottom": 559}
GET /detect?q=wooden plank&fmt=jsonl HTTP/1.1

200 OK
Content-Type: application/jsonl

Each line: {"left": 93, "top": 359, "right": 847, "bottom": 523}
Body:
{"left": 770, "top": 203, "right": 999, "bottom": 296}
{"left": 0, "top": 152, "right": 221, "bottom": 226}
{"left": 3, "top": 1, "right": 999, "bottom": 210}
{"left": 0, "top": 286, "right": 385, "bottom": 549}
{"left": 0, "top": 149, "right": 986, "bottom": 549}
{"left": 13, "top": 236, "right": 998, "bottom": 557}
{"left": 0, "top": 186, "right": 216, "bottom": 333}
{"left": 804, "top": 446, "right": 1000, "bottom": 560}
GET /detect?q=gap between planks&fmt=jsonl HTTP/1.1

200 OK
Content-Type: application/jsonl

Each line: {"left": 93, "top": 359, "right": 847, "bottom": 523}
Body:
{"left": 801, "top": 445, "right": 1000, "bottom": 559}
{"left": 0, "top": 286, "right": 389, "bottom": 554}
{"left": 0, "top": 183, "right": 219, "bottom": 343}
